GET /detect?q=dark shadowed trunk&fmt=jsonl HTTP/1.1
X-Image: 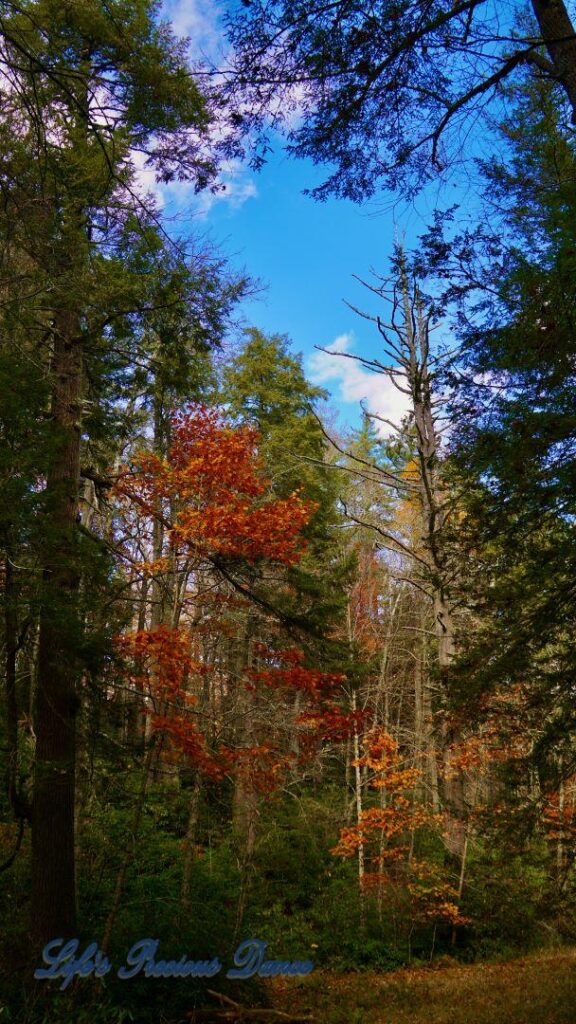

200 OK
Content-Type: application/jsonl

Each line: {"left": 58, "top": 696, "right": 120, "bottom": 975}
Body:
{"left": 4, "top": 556, "right": 20, "bottom": 818}
{"left": 31, "top": 305, "right": 83, "bottom": 946}
{"left": 532, "top": 0, "right": 576, "bottom": 120}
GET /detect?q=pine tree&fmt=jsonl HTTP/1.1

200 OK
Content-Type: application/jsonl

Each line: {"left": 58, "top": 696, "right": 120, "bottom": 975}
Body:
{"left": 447, "top": 79, "right": 576, "bottom": 738}
{"left": 0, "top": 0, "right": 218, "bottom": 944}
{"left": 225, "top": 1, "right": 576, "bottom": 199}
{"left": 222, "top": 328, "right": 352, "bottom": 636}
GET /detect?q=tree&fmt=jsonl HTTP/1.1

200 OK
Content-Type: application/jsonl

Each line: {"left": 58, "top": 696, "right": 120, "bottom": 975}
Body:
{"left": 222, "top": 333, "right": 352, "bottom": 887}
{"left": 106, "top": 404, "right": 357, "bottom": 944}
{"left": 392, "top": 78, "right": 576, "bottom": 912}
{"left": 437, "top": 79, "right": 576, "bottom": 751}
{"left": 222, "top": 328, "right": 350, "bottom": 634}
{"left": 0, "top": 0, "right": 218, "bottom": 945}
{"left": 332, "top": 728, "right": 467, "bottom": 932}
{"left": 225, "top": 0, "right": 576, "bottom": 199}
{"left": 312, "top": 256, "right": 471, "bottom": 873}
{"left": 118, "top": 404, "right": 313, "bottom": 569}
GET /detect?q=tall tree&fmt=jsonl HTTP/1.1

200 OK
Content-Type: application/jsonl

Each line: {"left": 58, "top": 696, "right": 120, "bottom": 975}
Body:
{"left": 0, "top": 0, "right": 216, "bottom": 944}
{"left": 222, "top": 328, "right": 350, "bottom": 634}
{"left": 317, "top": 258, "right": 468, "bottom": 862}
{"left": 442, "top": 78, "right": 576, "bottom": 757}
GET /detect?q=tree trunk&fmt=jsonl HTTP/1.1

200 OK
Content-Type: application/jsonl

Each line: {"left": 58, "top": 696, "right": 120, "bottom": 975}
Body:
{"left": 351, "top": 689, "right": 366, "bottom": 926}
{"left": 31, "top": 308, "right": 83, "bottom": 945}
{"left": 401, "top": 269, "right": 466, "bottom": 859}
{"left": 4, "top": 556, "right": 22, "bottom": 819}
{"left": 232, "top": 628, "right": 258, "bottom": 860}
{"left": 126, "top": 574, "right": 149, "bottom": 751}
{"left": 422, "top": 653, "right": 440, "bottom": 814}
{"left": 233, "top": 617, "right": 258, "bottom": 941}
{"left": 414, "top": 623, "right": 424, "bottom": 787}
{"left": 556, "top": 757, "right": 565, "bottom": 882}
{"left": 531, "top": 0, "right": 576, "bottom": 120}
{"left": 181, "top": 772, "right": 203, "bottom": 911}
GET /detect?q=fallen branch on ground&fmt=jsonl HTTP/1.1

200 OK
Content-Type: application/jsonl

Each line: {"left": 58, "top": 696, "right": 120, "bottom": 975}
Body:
{"left": 186, "top": 989, "right": 315, "bottom": 1022}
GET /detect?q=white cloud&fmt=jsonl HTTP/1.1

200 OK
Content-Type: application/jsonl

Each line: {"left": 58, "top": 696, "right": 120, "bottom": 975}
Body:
{"left": 128, "top": 3, "right": 258, "bottom": 218}
{"left": 192, "top": 159, "right": 258, "bottom": 217}
{"left": 130, "top": 149, "right": 257, "bottom": 220}
{"left": 130, "top": 149, "right": 166, "bottom": 209}
{"left": 167, "top": 0, "right": 224, "bottom": 63}
{"left": 308, "top": 334, "right": 410, "bottom": 436}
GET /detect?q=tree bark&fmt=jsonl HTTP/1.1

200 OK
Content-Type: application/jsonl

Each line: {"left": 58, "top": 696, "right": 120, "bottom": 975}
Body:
{"left": 181, "top": 772, "right": 203, "bottom": 911}
{"left": 531, "top": 0, "right": 576, "bottom": 120}
{"left": 399, "top": 268, "right": 466, "bottom": 859}
{"left": 4, "top": 556, "right": 22, "bottom": 819}
{"left": 346, "top": 602, "right": 366, "bottom": 926}
{"left": 352, "top": 688, "right": 366, "bottom": 926}
{"left": 31, "top": 307, "right": 83, "bottom": 945}
{"left": 233, "top": 616, "right": 258, "bottom": 941}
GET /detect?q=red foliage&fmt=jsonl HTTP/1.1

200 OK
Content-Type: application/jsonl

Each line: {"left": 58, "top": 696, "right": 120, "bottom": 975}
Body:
{"left": 250, "top": 644, "right": 344, "bottom": 696}
{"left": 114, "top": 407, "right": 349, "bottom": 789}
{"left": 332, "top": 730, "right": 468, "bottom": 927}
{"left": 116, "top": 406, "right": 315, "bottom": 565}
{"left": 116, "top": 626, "right": 224, "bottom": 777}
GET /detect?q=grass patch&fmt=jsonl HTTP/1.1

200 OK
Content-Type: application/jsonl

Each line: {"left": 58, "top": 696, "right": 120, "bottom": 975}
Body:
{"left": 265, "top": 948, "right": 576, "bottom": 1024}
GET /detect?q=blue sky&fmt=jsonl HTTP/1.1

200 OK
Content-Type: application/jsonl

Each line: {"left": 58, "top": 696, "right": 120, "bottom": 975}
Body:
{"left": 195, "top": 149, "right": 431, "bottom": 433}
{"left": 155, "top": 0, "right": 476, "bottom": 435}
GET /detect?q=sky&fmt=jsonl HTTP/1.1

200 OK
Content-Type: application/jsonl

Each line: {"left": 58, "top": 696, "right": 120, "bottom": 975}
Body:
{"left": 155, "top": 0, "right": 473, "bottom": 436}
{"left": 183, "top": 150, "right": 436, "bottom": 435}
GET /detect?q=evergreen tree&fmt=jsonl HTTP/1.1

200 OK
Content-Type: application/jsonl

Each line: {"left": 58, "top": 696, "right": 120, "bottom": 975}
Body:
{"left": 225, "top": 1, "right": 576, "bottom": 199}
{"left": 223, "top": 328, "right": 351, "bottom": 637}
{"left": 443, "top": 79, "right": 576, "bottom": 762}
{"left": 0, "top": 0, "right": 219, "bottom": 944}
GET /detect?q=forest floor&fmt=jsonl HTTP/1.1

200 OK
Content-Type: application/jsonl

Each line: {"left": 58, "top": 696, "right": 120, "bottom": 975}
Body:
{"left": 265, "top": 948, "right": 576, "bottom": 1023}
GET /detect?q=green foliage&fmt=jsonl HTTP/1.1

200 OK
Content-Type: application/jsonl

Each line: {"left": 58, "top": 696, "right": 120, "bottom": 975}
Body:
{"left": 3, "top": 3, "right": 576, "bottom": 1018}
{"left": 225, "top": 1, "right": 576, "bottom": 199}
{"left": 222, "top": 327, "right": 354, "bottom": 641}
{"left": 222, "top": 328, "right": 331, "bottom": 513}
{"left": 459, "top": 846, "right": 548, "bottom": 960}
{"left": 435, "top": 80, "right": 576, "bottom": 766}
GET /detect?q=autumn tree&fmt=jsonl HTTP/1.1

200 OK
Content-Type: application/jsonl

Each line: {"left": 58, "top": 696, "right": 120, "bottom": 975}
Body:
{"left": 106, "top": 404, "right": 358, "bottom": 941}
{"left": 333, "top": 729, "right": 467, "bottom": 937}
